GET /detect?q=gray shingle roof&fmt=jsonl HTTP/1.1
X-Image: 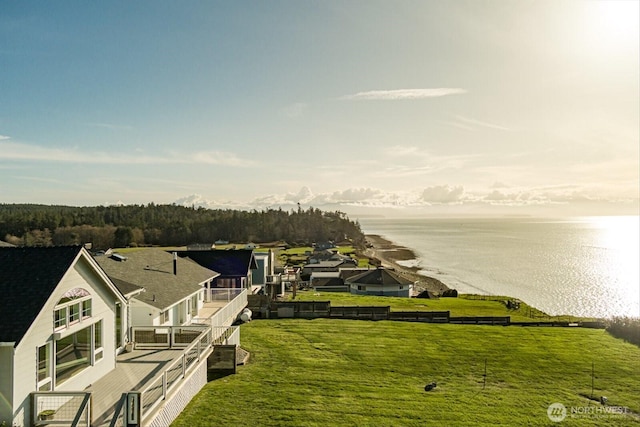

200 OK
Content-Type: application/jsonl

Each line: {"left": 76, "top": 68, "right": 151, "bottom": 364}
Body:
{"left": 94, "top": 248, "right": 218, "bottom": 310}
{"left": 345, "top": 268, "right": 414, "bottom": 286}
{"left": 0, "top": 246, "right": 83, "bottom": 344}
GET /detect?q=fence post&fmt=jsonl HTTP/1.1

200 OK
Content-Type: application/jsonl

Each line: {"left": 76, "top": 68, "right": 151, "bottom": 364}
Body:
{"left": 162, "top": 373, "right": 167, "bottom": 400}
{"left": 182, "top": 354, "right": 186, "bottom": 379}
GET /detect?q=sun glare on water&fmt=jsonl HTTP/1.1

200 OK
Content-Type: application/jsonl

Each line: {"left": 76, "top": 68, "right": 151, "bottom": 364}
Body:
{"left": 588, "top": 216, "right": 640, "bottom": 316}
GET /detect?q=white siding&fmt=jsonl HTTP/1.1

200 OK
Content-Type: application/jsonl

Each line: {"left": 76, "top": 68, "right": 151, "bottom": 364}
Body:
{"left": 11, "top": 255, "right": 120, "bottom": 427}
{"left": 130, "top": 299, "right": 160, "bottom": 327}
{"left": 0, "top": 346, "right": 14, "bottom": 424}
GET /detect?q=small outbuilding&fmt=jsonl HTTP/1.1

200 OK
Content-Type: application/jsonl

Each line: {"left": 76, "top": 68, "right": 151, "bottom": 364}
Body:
{"left": 345, "top": 267, "right": 415, "bottom": 297}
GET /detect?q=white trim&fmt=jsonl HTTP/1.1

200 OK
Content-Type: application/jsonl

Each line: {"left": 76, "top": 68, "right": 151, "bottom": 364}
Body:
{"left": 53, "top": 316, "right": 101, "bottom": 340}
{"left": 80, "top": 248, "right": 128, "bottom": 305}
{"left": 0, "top": 342, "right": 16, "bottom": 346}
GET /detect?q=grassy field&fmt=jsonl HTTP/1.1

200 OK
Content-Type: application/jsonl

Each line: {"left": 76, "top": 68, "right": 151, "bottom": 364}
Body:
{"left": 292, "top": 291, "right": 593, "bottom": 322}
{"left": 173, "top": 319, "right": 639, "bottom": 426}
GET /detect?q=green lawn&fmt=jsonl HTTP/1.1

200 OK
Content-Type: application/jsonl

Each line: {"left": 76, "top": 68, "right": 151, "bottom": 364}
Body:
{"left": 291, "top": 291, "right": 592, "bottom": 322}
{"left": 173, "top": 319, "right": 639, "bottom": 426}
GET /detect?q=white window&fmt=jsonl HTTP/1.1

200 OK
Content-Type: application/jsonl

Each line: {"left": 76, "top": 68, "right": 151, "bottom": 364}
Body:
{"left": 191, "top": 295, "right": 198, "bottom": 316}
{"left": 69, "top": 303, "right": 80, "bottom": 324}
{"left": 53, "top": 288, "right": 92, "bottom": 331}
{"left": 82, "top": 300, "right": 92, "bottom": 318}
{"left": 54, "top": 307, "right": 67, "bottom": 330}
{"left": 160, "top": 310, "right": 169, "bottom": 324}
{"left": 37, "top": 343, "right": 52, "bottom": 391}
{"left": 54, "top": 320, "right": 103, "bottom": 386}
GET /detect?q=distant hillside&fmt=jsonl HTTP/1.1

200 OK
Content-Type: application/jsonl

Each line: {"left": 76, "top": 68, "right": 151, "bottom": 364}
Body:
{"left": 0, "top": 203, "right": 366, "bottom": 250}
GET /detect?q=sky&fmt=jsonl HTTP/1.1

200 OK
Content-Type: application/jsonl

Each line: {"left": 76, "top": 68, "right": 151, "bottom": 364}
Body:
{"left": 1, "top": 0, "right": 639, "bottom": 217}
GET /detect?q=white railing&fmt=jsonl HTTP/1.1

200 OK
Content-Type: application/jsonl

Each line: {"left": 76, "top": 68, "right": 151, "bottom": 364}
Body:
{"left": 207, "top": 287, "right": 246, "bottom": 302}
{"left": 132, "top": 325, "right": 210, "bottom": 349}
{"left": 32, "top": 392, "right": 91, "bottom": 426}
{"left": 206, "top": 288, "right": 248, "bottom": 327}
{"left": 138, "top": 327, "right": 213, "bottom": 421}
{"left": 211, "top": 325, "right": 240, "bottom": 345}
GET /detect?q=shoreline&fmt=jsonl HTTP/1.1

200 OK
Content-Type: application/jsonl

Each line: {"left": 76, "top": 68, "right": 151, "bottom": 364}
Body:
{"left": 363, "top": 234, "right": 449, "bottom": 294}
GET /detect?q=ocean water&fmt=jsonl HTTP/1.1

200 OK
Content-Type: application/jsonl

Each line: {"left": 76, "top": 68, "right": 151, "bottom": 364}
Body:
{"left": 357, "top": 216, "right": 639, "bottom": 318}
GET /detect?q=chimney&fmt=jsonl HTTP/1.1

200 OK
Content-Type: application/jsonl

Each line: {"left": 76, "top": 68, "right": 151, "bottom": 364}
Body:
{"left": 173, "top": 252, "right": 177, "bottom": 275}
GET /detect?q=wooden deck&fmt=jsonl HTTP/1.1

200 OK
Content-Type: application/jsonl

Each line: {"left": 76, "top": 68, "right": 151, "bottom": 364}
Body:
{"left": 196, "top": 300, "right": 228, "bottom": 319}
{"left": 87, "top": 348, "right": 183, "bottom": 426}
{"left": 87, "top": 294, "right": 245, "bottom": 425}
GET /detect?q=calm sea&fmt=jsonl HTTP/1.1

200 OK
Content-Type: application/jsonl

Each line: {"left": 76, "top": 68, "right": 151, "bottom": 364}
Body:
{"left": 357, "top": 216, "right": 639, "bottom": 318}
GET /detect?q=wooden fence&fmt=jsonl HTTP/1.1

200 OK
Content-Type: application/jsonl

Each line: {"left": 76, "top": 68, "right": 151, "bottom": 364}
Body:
{"left": 264, "top": 301, "right": 605, "bottom": 329}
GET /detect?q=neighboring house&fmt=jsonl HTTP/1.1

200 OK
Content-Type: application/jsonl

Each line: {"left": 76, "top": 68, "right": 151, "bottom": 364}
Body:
{"left": 0, "top": 246, "right": 127, "bottom": 426}
{"left": 252, "top": 250, "right": 276, "bottom": 289}
{"left": 314, "top": 241, "right": 336, "bottom": 251}
{"left": 310, "top": 271, "right": 348, "bottom": 292}
{"left": 301, "top": 259, "right": 357, "bottom": 278}
{"left": 345, "top": 267, "right": 415, "bottom": 297}
{"left": 308, "top": 249, "right": 344, "bottom": 263}
{"left": 94, "top": 248, "right": 219, "bottom": 327}
{"left": 178, "top": 249, "right": 258, "bottom": 290}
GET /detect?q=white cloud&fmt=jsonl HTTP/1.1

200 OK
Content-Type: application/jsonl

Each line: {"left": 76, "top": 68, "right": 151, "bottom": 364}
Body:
{"left": 378, "top": 145, "right": 476, "bottom": 175}
{"left": 0, "top": 135, "right": 10, "bottom": 140}
{"left": 285, "top": 186, "right": 314, "bottom": 203}
{"left": 421, "top": 185, "right": 465, "bottom": 204}
{"left": 0, "top": 141, "right": 255, "bottom": 167}
{"left": 188, "top": 150, "right": 256, "bottom": 167}
{"left": 452, "top": 115, "right": 510, "bottom": 131}
{"left": 341, "top": 88, "right": 466, "bottom": 100}
{"left": 173, "top": 183, "right": 638, "bottom": 215}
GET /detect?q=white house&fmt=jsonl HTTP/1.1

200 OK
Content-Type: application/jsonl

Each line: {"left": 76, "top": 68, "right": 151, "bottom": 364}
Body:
{"left": 94, "top": 248, "right": 219, "bottom": 327}
{"left": 345, "top": 267, "right": 415, "bottom": 297}
{"left": 0, "top": 246, "right": 128, "bottom": 427}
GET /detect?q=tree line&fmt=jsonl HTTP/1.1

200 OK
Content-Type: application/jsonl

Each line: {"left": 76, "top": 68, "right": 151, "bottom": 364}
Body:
{"left": 0, "top": 203, "right": 366, "bottom": 250}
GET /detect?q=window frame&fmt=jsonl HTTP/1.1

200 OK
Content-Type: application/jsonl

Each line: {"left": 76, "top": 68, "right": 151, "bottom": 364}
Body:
{"left": 37, "top": 343, "right": 52, "bottom": 391}
{"left": 54, "top": 295, "right": 92, "bottom": 332}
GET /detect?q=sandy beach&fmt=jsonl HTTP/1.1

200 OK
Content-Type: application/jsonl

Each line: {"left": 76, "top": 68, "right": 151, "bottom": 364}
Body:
{"left": 362, "top": 234, "right": 449, "bottom": 295}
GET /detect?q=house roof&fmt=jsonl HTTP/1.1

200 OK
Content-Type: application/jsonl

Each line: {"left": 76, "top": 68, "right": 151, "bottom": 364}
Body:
{"left": 0, "top": 246, "right": 85, "bottom": 344}
{"left": 94, "top": 248, "right": 218, "bottom": 310}
{"left": 110, "top": 278, "right": 144, "bottom": 297}
{"left": 345, "top": 268, "right": 414, "bottom": 286}
{"left": 178, "top": 250, "right": 257, "bottom": 277}
{"left": 312, "top": 277, "right": 345, "bottom": 287}
{"left": 304, "top": 260, "right": 353, "bottom": 269}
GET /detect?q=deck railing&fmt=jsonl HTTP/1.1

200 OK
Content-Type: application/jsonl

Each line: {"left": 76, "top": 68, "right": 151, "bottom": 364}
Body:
{"left": 193, "top": 288, "right": 248, "bottom": 328}
{"left": 207, "top": 287, "right": 246, "bottom": 302}
{"left": 138, "top": 326, "right": 214, "bottom": 420}
{"left": 131, "top": 325, "right": 210, "bottom": 349}
{"left": 31, "top": 391, "right": 91, "bottom": 426}
{"left": 212, "top": 325, "right": 240, "bottom": 345}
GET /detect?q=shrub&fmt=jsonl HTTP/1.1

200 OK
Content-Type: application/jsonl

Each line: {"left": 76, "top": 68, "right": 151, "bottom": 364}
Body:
{"left": 606, "top": 316, "right": 640, "bottom": 346}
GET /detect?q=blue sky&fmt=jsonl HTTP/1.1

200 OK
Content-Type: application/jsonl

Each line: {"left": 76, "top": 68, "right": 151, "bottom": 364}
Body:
{"left": 1, "top": 0, "right": 638, "bottom": 216}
